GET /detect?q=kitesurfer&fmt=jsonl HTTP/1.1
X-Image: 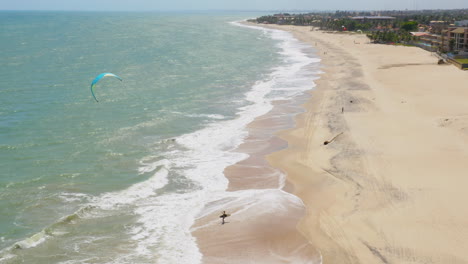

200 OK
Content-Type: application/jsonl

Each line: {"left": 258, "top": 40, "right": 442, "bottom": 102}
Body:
{"left": 219, "top": 211, "right": 229, "bottom": 225}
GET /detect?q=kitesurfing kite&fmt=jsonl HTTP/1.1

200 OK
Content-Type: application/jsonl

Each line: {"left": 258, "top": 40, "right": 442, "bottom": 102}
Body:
{"left": 90, "top": 73, "right": 123, "bottom": 102}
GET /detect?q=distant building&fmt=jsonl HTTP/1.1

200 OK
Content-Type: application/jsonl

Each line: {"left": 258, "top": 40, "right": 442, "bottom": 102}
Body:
{"left": 429, "top": 21, "right": 449, "bottom": 34}
{"left": 417, "top": 25, "right": 428, "bottom": 32}
{"left": 271, "top": 14, "right": 296, "bottom": 24}
{"left": 441, "top": 27, "right": 468, "bottom": 54}
{"left": 416, "top": 32, "right": 443, "bottom": 51}
{"left": 455, "top": 20, "right": 468, "bottom": 27}
{"left": 410, "top": 32, "right": 429, "bottom": 37}
{"left": 351, "top": 16, "right": 395, "bottom": 21}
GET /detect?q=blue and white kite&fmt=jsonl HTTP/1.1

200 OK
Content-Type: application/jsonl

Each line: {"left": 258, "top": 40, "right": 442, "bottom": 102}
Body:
{"left": 90, "top": 73, "right": 123, "bottom": 102}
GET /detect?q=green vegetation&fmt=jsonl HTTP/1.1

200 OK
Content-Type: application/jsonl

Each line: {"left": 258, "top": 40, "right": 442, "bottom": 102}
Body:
{"left": 455, "top": 58, "right": 468, "bottom": 64}
{"left": 318, "top": 19, "right": 374, "bottom": 31}
{"left": 366, "top": 31, "right": 415, "bottom": 43}
{"left": 394, "top": 43, "right": 416, "bottom": 47}
{"left": 254, "top": 9, "right": 468, "bottom": 32}
{"left": 251, "top": 9, "right": 468, "bottom": 51}
{"left": 449, "top": 39, "right": 456, "bottom": 52}
{"left": 400, "top": 21, "right": 418, "bottom": 31}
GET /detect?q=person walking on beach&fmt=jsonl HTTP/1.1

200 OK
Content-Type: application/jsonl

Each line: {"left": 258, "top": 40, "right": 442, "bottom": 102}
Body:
{"left": 219, "top": 211, "right": 229, "bottom": 225}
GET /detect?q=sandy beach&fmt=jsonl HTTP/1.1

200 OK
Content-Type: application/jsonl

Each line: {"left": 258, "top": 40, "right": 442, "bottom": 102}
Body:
{"left": 267, "top": 25, "right": 468, "bottom": 263}
{"left": 193, "top": 23, "right": 468, "bottom": 264}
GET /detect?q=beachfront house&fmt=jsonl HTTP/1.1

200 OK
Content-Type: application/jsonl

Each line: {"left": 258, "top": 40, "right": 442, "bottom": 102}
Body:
{"left": 409, "top": 32, "right": 441, "bottom": 52}
{"left": 455, "top": 20, "right": 468, "bottom": 27}
{"left": 274, "top": 14, "right": 295, "bottom": 24}
{"left": 419, "top": 33, "right": 442, "bottom": 51}
{"left": 429, "top": 21, "right": 449, "bottom": 34}
{"left": 441, "top": 27, "right": 468, "bottom": 54}
{"left": 350, "top": 16, "right": 396, "bottom": 22}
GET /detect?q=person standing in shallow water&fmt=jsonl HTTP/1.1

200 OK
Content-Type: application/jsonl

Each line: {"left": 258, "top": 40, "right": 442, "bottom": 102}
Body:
{"left": 219, "top": 211, "right": 229, "bottom": 225}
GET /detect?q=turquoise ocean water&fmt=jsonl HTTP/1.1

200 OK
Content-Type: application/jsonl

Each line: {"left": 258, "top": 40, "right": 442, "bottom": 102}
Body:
{"left": 0, "top": 12, "right": 320, "bottom": 263}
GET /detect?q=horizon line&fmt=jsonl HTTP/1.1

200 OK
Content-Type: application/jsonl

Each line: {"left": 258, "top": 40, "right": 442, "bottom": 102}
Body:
{"left": 1, "top": 8, "right": 467, "bottom": 13}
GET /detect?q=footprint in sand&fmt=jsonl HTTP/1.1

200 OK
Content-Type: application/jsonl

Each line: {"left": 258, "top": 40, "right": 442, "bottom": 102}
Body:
{"left": 437, "top": 117, "right": 468, "bottom": 135}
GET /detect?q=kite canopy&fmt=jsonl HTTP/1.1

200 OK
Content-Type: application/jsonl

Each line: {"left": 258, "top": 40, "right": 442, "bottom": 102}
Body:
{"left": 90, "top": 73, "right": 123, "bottom": 102}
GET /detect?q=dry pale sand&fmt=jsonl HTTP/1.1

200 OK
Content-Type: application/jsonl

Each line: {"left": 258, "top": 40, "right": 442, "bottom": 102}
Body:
{"left": 264, "top": 25, "right": 468, "bottom": 263}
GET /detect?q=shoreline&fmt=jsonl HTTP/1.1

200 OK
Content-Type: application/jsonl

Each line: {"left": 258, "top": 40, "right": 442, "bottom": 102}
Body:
{"left": 191, "top": 24, "right": 322, "bottom": 263}
{"left": 265, "top": 25, "right": 372, "bottom": 263}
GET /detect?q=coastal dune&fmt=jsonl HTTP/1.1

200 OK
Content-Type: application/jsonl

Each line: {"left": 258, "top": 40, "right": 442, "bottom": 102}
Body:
{"left": 267, "top": 25, "right": 468, "bottom": 263}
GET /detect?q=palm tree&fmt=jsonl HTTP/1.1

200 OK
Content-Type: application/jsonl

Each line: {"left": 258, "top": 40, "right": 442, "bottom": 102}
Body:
{"left": 449, "top": 39, "right": 456, "bottom": 52}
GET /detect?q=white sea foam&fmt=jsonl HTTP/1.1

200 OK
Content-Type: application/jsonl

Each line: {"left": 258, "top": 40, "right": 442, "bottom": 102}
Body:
{"left": 108, "top": 20, "right": 322, "bottom": 264}
{"left": 95, "top": 165, "right": 170, "bottom": 211}
{"left": 191, "top": 188, "right": 304, "bottom": 232}
{"left": 138, "top": 157, "right": 171, "bottom": 175}
{"left": 167, "top": 111, "right": 227, "bottom": 120}
{"left": 13, "top": 231, "right": 49, "bottom": 249}
{"left": 0, "top": 253, "right": 15, "bottom": 263}
{"left": 58, "top": 192, "right": 93, "bottom": 203}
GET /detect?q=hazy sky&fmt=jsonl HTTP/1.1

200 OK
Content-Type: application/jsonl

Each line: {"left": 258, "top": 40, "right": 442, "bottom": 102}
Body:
{"left": 0, "top": 0, "right": 466, "bottom": 11}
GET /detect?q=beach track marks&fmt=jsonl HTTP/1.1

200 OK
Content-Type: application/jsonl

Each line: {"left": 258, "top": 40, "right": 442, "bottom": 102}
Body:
{"left": 378, "top": 62, "right": 435, "bottom": 69}
{"left": 437, "top": 116, "right": 468, "bottom": 136}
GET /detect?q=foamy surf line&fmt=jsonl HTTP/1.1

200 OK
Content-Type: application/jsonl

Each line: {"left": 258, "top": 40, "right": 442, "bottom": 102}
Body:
{"left": 0, "top": 21, "right": 321, "bottom": 264}
{"left": 190, "top": 22, "right": 322, "bottom": 263}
